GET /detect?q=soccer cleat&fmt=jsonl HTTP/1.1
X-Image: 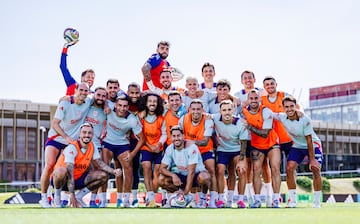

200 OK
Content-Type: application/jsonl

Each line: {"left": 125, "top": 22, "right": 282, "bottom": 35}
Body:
{"left": 117, "top": 199, "right": 123, "bottom": 208}
{"left": 272, "top": 199, "right": 281, "bottom": 208}
{"left": 161, "top": 199, "right": 167, "bottom": 208}
{"left": 61, "top": 200, "right": 69, "bottom": 208}
{"left": 146, "top": 199, "right": 157, "bottom": 208}
{"left": 98, "top": 200, "right": 106, "bottom": 208}
{"left": 313, "top": 203, "right": 321, "bottom": 208}
{"left": 131, "top": 199, "right": 139, "bottom": 208}
{"left": 250, "top": 200, "right": 261, "bottom": 208}
{"left": 225, "top": 200, "right": 233, "bottom": 208}
{"left": 122, "top": 201, "right": 130, "bottom": 208}
{"left": 40, "top": 198, "right": 52, "bottom": 208}
{"left": 76, "top": 197, "right": 88, "bottom": 208}
{"left": 237, "top": 200, "right": 246, "bottom": 209}
{"left": 54, "top": 197, "right": 61, "bottom": 208}
{"left": 216, "top": 200, "right": 225, "bottom": 208}
{"left": 286, "top": 200, "right": 297, "bottom": 208}
{"left": 89, "top": 200, "right": 98, "bottom": 208}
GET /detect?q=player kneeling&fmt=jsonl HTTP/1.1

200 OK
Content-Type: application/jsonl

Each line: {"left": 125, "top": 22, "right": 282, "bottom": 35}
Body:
{"left": 158, "top": 126, "right": 210, "bottom": 208}
{"left": 48, "top": 123, "right": 122, "bottom": 208}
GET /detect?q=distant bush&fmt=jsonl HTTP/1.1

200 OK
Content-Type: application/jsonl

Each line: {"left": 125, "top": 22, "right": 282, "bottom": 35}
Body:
{"left": 25, "top": 188, "right": 40, "bottom": 193}
{"left": 353, "top": 179, "right": 360, "bottom": 191}
{"left": 296, "top": 176, "right": 312, "bottom": 192}
{"left": 322, "top": 177, "right": 331, "bottom": 193}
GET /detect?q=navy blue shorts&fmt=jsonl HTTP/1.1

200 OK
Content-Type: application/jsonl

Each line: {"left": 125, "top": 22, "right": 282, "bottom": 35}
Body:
{"left": 51, "top": 170, "right": 89, "bottom": 190}
{"left": 177, "top": 172, "right": 200, "bottom": 189}
{"left": 45, "top": 140, "right": 67, "bottom": 152}
{"left": 102, "top": 142, "right": 130, "bottom": 159}
{"left": 201, "top": 150, "right": 215, "bottom": 162}
{"left": 287, "top": 147, "right": 323, "bottom": 165}
{"left": 140, "top": 150, "right": 163, "bottom": 164}
{"left": 280, "top": 141, "right": 293, "bottom": 156}
{"left": 250, "top": 144, "right": 279, "bottom": 157}
{"left": 216, "top": 151, "right": 240, "bottom": 166}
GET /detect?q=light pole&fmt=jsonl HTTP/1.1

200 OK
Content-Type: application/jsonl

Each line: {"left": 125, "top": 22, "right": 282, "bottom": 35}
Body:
{"left": 39, "top": 126, "right": 46, "bottom": 172}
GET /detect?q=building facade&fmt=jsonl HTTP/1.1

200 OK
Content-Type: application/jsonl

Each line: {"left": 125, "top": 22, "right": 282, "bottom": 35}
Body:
{"left": 305, "top": 81, "right": 360, "bottom": 171}
{"left": 0, "top": 99, "right": 56, "bottom": 182}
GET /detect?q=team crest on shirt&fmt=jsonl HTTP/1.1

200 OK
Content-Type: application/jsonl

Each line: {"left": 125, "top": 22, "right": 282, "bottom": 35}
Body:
{"left": 92, "top": 110, "right": 98, "bottom": 117}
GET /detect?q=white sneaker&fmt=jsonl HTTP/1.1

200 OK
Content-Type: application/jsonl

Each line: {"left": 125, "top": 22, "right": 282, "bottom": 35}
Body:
{"left": 76, "top": 197, "right": 88, "bottom": 208}
{"left": 286, "top": 200, "right": 297, "bottom": 208}
{"left": 54, "top": 196, "right": 61, "bottom": 208}
{"left": 40, "top": 198, "right": 52, "bottom": 208}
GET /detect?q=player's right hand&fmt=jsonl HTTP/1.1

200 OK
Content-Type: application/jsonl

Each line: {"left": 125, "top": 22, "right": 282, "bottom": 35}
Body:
{"left": 64, "top": 39, "right": 79, "bottom": 48}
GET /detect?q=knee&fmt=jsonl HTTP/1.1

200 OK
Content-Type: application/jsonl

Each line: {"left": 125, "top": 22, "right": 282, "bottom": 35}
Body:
{"left": 53, "top": 167, "right": 67, "bottom": 179}
{"left": 286, "top": 164, "right": 296, "bottom": 174}
{"left": 157, "top": 175, "right": 166, "bottom": 187}
{"left": 198, "top": 171, "right": 210, "bottom": 185}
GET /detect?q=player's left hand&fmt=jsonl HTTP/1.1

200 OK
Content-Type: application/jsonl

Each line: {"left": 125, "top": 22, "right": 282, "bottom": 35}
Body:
{"left": 113, "top": 168, "right": 122, "bottom": 177}
{"left": 309, "top": 159, "right": 321, "bottom": 172}
{"left": 236, "top": 160, "right": 246, "bottom": 174}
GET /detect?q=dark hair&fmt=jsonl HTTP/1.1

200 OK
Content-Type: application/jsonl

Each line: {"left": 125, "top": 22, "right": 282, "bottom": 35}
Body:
{"left": 138, "top": 93, "right": 164, "bottom": 116}
{"left": 94, "top": 86, "right": 107, "bottom": 92}
{"left": 81, "top": 69, "right": 95, "bottom": 77}
{"left": 106, "top": 78, "right": 119, "bottom": 87}
{"left": 219, "top": 99, "right": 233, "bottom": 109}
{"left": 263, "top": 76, "right": 276, "bottom": 84}
{"left": 157, "top": 41, "right": 170, "bottom": 48}
{"left": 170, "top": 125, "right": 183, "bottom": 135}
{"left": 168, "top": 91, "right": 182, "bottom": 100}
{"left": 189, "top": 99, "right": 203, "bottom": 108}
{"left": 282, "top": 95, "right": 297, "bottom": 106}
{"left": 216, "top": 79, "right": 231, "bottom": 90}
{"left": 201, "top": 62, "right": 215, "bottom": 73}
{"left": 241, "top": 70, "right": 255, "bottom": 79}
{"left": 127, "top": 82, "right": 141, "bottom": 91}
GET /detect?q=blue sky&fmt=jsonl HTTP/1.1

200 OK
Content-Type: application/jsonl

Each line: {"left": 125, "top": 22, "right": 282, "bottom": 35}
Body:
{"left": 1, "top": 0, "right": 359, "bottom": 107}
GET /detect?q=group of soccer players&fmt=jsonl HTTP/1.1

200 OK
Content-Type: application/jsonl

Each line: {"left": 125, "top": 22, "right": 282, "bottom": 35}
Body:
{"left": 39, "top": 40, "right": 323, "bottom": 209}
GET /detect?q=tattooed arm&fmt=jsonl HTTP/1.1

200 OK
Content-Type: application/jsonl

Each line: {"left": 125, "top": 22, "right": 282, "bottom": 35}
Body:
{"left": 65, "top": 162, "right": 80, "bottom": 207}
{"left": 94, "top": 158, "right": 122, "bottom": 176}
{"left": 248, "top": 125, "right": 271, "bottom": 138}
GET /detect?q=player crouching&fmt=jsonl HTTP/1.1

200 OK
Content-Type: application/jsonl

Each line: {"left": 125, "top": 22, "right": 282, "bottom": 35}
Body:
{"left": 158, "top": 126, "right": 210, "bottom": 208}
{"left": 46, "top": 123, "right": 122, "bottom": 208}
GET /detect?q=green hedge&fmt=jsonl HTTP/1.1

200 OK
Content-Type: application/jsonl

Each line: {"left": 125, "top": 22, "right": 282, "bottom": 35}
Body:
{"left": 296, "top": 176, "right": 312, "bottom": 192}
{"left": 353, "top": 179, "right": 360, "bottom": 191}
{"left": 322, "top": 177, "right": 331, "bottom": 193}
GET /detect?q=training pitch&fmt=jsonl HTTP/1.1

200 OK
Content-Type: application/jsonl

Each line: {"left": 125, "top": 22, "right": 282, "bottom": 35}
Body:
{"left": 0, "top": 203, "right": 359, "bottom": 224}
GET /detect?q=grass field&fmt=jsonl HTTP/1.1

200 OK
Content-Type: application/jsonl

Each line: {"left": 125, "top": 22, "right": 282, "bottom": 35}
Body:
{"left": 0, "top": 203, "right": 359, "bottom": 224}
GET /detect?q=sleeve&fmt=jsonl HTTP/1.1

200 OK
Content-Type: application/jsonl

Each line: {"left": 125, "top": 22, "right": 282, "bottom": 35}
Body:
{"left": 60, "top": 51, "right": 77, "bottom": 93}
{"left": 204, "top": 119, "right": 214, "bottom": 137}
{"left": 161, "top": 146, "right": 173, "bottom": 165}
{"left": 92, "top": 144, "right": 101, "bottom": 160}
{"left": 207, "top": 92, "right": 217, "bottom": 102}
{"left": 302, "top": 115, "right": 314, "bottom": 136}
{"left": 63, "top": 144, "right": 78, "bottom": 164}
{"left": 159, "top": 120, "right": 167, "bottom": 144}
{"left": 131, "top": 115, "right": 143, "bottom": 136}
{"left": 262, "top": 108, "right": 274, "bottom": 129}
{"left": 146, "top": 53, "right": 162, "bottom": 68}
{"left": 187, "top": 144, "right": 200, "bottom": 165}
{"left": 54, "top": 101, "right": 69, "bottom": 120}
{"left": 238, "top": 122, "right": 250, "bottom": 140}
